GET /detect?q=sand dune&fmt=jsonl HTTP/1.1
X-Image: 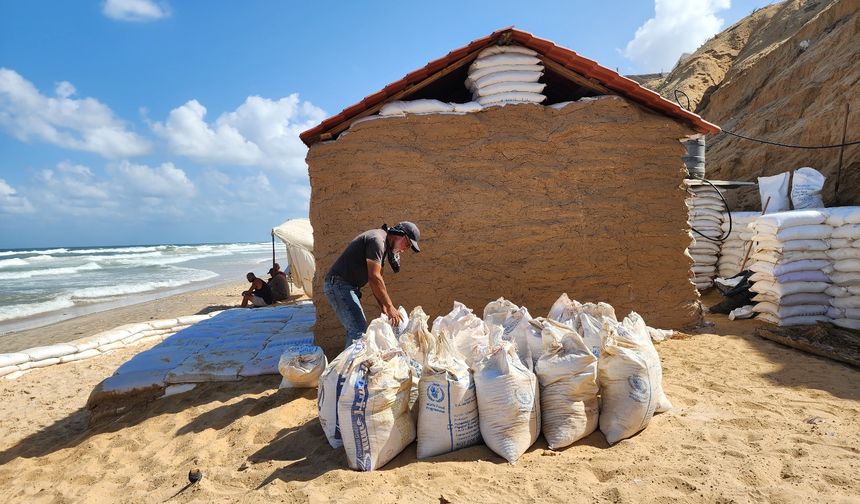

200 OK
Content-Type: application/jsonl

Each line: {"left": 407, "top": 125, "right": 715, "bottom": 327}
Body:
{"left": 1, "top": 300, "right": 858, "bottom": 503}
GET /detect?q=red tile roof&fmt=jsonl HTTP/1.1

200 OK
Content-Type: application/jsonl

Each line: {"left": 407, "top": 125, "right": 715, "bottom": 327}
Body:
{"left": 300, "top": 28, "right": 720, "bottom": 146}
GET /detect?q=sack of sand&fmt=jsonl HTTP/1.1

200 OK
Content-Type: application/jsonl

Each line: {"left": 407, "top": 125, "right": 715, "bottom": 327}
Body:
{"left": 472, "top": 333, "right": 540, "bottom": 463}
{"left": 535, "top": 319, "right": 599, "bottom": 450}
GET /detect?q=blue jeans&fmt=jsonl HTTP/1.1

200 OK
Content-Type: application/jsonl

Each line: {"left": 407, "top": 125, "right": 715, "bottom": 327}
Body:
{"left": 324, "top": 275, "right": 367, "bottom": 348}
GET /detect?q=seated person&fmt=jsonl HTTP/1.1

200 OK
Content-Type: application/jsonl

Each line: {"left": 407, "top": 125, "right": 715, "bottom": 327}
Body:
{"left": 241, "top": 272, "right": 273, "bottom": 307}
{"left": 267, "top": 263, "right": 290, "bottom": 302}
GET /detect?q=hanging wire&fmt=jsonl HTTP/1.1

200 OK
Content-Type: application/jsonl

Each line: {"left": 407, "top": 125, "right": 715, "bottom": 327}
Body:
{"left": 673, "top": 89, "right": 859, "bottom": 150}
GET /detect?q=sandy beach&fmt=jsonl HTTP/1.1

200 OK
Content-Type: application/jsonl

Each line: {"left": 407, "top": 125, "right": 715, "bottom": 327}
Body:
{"left": 0, "top": 288, "right": 858, "bottom": 503}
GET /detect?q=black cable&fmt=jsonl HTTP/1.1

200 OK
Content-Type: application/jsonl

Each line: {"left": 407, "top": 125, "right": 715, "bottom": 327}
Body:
{"left": 719, "top": 129, "right": 860, "bottom": 150}
{"left": 673, "top": 89, "right": 859, "bottom": 149}
{"left": 689, "top": 178, "right": 732, "bottom": 243}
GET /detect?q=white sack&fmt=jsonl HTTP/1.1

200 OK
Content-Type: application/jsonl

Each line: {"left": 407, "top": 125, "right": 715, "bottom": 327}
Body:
{"left": 772, "top": 225, "right": 833, "bottom": 241}
{"left": 0, "top": 353, "right": 29, "bottom": 367}
{"left": 547, "top": 293, "right": 581, "bottom": 324}
{"left": 752, "top": 303, "right": 829, "bottom": 318}
{"left": 473, "top": 340, "right": 540, "bottom": 463}
{"left": 598, "top": 320, "right": 660, "bottom": 445}
{"left": 466, "top": 64, "right": 544, "bottom": 89}
{"left": 833, "top": 318, "right": 860, "bottom": 330}
{"left": 474, "top": 81, "right": 546, "bottom": 97}
{"left": 451, "top": 101, "right": 483, "bottom": 113}
{"left": 827, "top": 248, "right": 860, "bottom": 261}
{"left": 824, "top": 207, "right": 860, "bottom": 227}
{"left": 832, "top": 225, "right": 860, "bottom": 240}
{"left": 834, "top": 259, "right": 860, "bottom": 273}
{"left": 749, "top": 259, "right": 831, "bottom": 276}
{"left": 317, "top": 321, "right": 400, "bottom": 449}
{"left": 338, "top": 347, "right": 416, "bottom": 471}
{"left": 399, "top": 306, "right": 435, "bottom": 366}
{"left": 473, "top": 70, "right": 544, "bottom": 89}
{"left": 752, "top": 210, "right": 828, "bottom": 231}
{"left": 477, "top": 92, "right": 545, "bottom": 106}
{"left": 758, "top": 172, "right": 790, "bottom": 213}
{"left": 469, "top": 53, "right": 542, "bottom": 70}
{"left": 831, "top": 296, "right": 860, "bottom": 309}
{"left": 416, "top": 331, "right": 481, "bottom": 459}
{"left": 750, "top": 281, "right": 830, "bottom": 297}
{"left": 791, "top": 167, "right": 826, "bottom": 209}
{"left": 279, "top": 345, "right": 327, "bottom": 389}
{"left": 379, "top": 99, "right": 454, "bottom": 116}
{"left": 477, "top": 45, "right": 539, "bottom": 57}
{"left": 535, "top": 320, "right": 598, "bottom": 450}
{"left": 433, "top": 302, "right": 488, "bottom": 367}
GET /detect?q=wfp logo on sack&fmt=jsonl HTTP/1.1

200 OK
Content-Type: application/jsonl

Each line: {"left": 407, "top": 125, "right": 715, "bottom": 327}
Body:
{"left": 515, "top": 390, "right": 532, "bottom": 407}
{"left": 427, "top": 383, "right": 445, "bottom": 403}
{"left": 627, "top": 374, "right": 649, "bottom": 403}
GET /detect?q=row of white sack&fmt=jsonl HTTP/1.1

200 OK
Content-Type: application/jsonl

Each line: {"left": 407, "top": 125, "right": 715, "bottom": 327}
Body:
{"left": 309, "top": 295, "right": 672, "bottom": 470}
{"left": 465, "top": 47, "right": 546, "bottom": 106}
{"left": 0, "top": 319, "right": 203, "bottom": 379}
{"left": 749, "top": 208, "right": 860, "bottom": 232}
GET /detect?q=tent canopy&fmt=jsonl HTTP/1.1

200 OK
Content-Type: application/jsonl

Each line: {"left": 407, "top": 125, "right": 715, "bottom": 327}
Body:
{"left": 272, "top": 218, "right": 313, "bottom": 252}
{"left": 272, "top": 218, "right": 315, "bottom": 296}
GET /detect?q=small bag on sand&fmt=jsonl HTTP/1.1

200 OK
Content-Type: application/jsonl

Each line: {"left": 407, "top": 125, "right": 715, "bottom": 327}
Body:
{"left": 337, "top": 345, "right": 416, "bottom": 471}
{"left": 416, "top": 330, "right": 481, "bottom": 459}
{"left": 473, "top": 338, "right": 540, "bottom": 463}
{"left": 535, "top": 319, "right": 599, "bottom": 450}
{"left": 278, "top": 345, "right": 327, "bottom": 388}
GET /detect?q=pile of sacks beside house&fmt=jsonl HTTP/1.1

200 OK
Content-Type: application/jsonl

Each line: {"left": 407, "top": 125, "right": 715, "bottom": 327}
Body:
{"left": 278, "top": 294, "right": 673, "bottom": 470}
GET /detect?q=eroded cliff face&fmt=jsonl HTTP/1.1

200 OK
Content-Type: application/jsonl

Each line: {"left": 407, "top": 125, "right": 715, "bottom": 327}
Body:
{"left": 307, "top": 98, "right": 699, "bottom": 357}
{"left": 651, "top": 0, "right": 859, "bottom": 208}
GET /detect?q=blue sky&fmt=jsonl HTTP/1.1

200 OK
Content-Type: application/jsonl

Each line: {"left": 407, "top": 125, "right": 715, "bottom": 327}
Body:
{"left": 0, "top": 0, "right": 773, "bottom": 248}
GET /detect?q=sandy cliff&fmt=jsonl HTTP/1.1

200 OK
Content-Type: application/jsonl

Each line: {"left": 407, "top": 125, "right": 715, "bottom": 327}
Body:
{"left": 649, "top": 0, "right": 859, "bottom": 208}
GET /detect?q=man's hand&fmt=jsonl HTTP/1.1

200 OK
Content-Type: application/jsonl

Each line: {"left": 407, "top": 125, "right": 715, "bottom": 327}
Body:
{"left": 384, "top": 304, "right": 403, "bottom": 326}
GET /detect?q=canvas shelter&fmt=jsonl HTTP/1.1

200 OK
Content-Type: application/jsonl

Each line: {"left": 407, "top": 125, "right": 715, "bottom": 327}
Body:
{"left": 301, "top": 27, "right": 720, "bottom": 358}
{"left": 272, "top": 218, "right": 315, "bottom": 296}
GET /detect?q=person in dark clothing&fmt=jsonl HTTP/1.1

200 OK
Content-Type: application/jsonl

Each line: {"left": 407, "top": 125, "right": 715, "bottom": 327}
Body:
{"left": 267, "top": 263, "right": 290, "bottom": 302}
{"left": 324, "top": 221, "right": 420, "bottom": 347}
{"left": 241, "top": 272, "right": 273, "bottom": 307}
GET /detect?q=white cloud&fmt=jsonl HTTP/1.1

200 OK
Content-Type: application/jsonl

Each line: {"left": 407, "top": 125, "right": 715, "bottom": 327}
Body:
{"left": 102, "top": 0, "right": 171, "bottom": 22}
{"left": 0, "top": 68, "right": 151, "bottom": 158}
{"left": 152, "top": 94, "right": 327, "bottom": 175}
{"left": 623, "top": 0, "right": 731, "bottom": 73}
{"left": 110, "top": 160, "right": 195, "bottom": 198}
{"left": 20, "top": 160, "right": 194, "bottom": 219}
{"left": 0, "top": 179, "right": 34, "bottom": 214}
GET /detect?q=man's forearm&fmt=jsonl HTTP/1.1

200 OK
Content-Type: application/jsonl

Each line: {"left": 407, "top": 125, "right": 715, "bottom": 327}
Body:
{"left": 368, "top": 276, "right": 393, "bottom": 309}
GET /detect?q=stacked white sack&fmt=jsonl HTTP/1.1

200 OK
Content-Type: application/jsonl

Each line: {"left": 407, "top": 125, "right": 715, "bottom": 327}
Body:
{"left": 748, "top": 210, "right": 833, "bottom": 326}
{"left": 466, "top": 45, "right": 546, "bottom": 107}
{"left": 717, "top": 211, "right": 759, "bottom": 278}
{"left": 686, "top": 184, "right": 725, "bottom": 290}
{"left": 823, "top": 207, "right": 860, "bottom": 330}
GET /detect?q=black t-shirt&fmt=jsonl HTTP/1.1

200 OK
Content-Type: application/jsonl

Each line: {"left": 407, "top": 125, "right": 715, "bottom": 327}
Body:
{"left": 327, "top": 229, "right": 386, "bottom": 288}
{"left": 255, "top": 279, "right": 273, "bottom": 304}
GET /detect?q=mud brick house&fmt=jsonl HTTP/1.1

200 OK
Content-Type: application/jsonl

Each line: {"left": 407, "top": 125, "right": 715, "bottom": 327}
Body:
{"left": 300, "top": 28, "right": 720, "bottom": 357}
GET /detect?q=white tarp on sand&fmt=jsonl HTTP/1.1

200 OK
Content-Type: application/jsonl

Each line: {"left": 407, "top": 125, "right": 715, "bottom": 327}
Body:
{"left": 272, "top": 218, "right": 315, "bottom": 297}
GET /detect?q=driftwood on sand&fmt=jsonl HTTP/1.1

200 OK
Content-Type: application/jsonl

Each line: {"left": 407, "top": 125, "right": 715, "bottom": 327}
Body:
{"left": 755, "top": 324, "right": 860, "bottom": 368}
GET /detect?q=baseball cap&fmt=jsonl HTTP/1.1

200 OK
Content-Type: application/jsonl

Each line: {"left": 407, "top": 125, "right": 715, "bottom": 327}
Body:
{"left": 393, "top": 221, "right": 421, "bottom": 252}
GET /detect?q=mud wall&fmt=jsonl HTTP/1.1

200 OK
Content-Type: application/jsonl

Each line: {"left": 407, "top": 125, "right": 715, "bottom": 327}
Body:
{"left": 308, "top": 97, "right": 699, "bottom": 357}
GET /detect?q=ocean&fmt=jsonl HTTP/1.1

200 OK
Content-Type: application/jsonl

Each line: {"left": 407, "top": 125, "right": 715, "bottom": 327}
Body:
{"left": 0, "top": 242, "right": 276, "bottom": 334}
